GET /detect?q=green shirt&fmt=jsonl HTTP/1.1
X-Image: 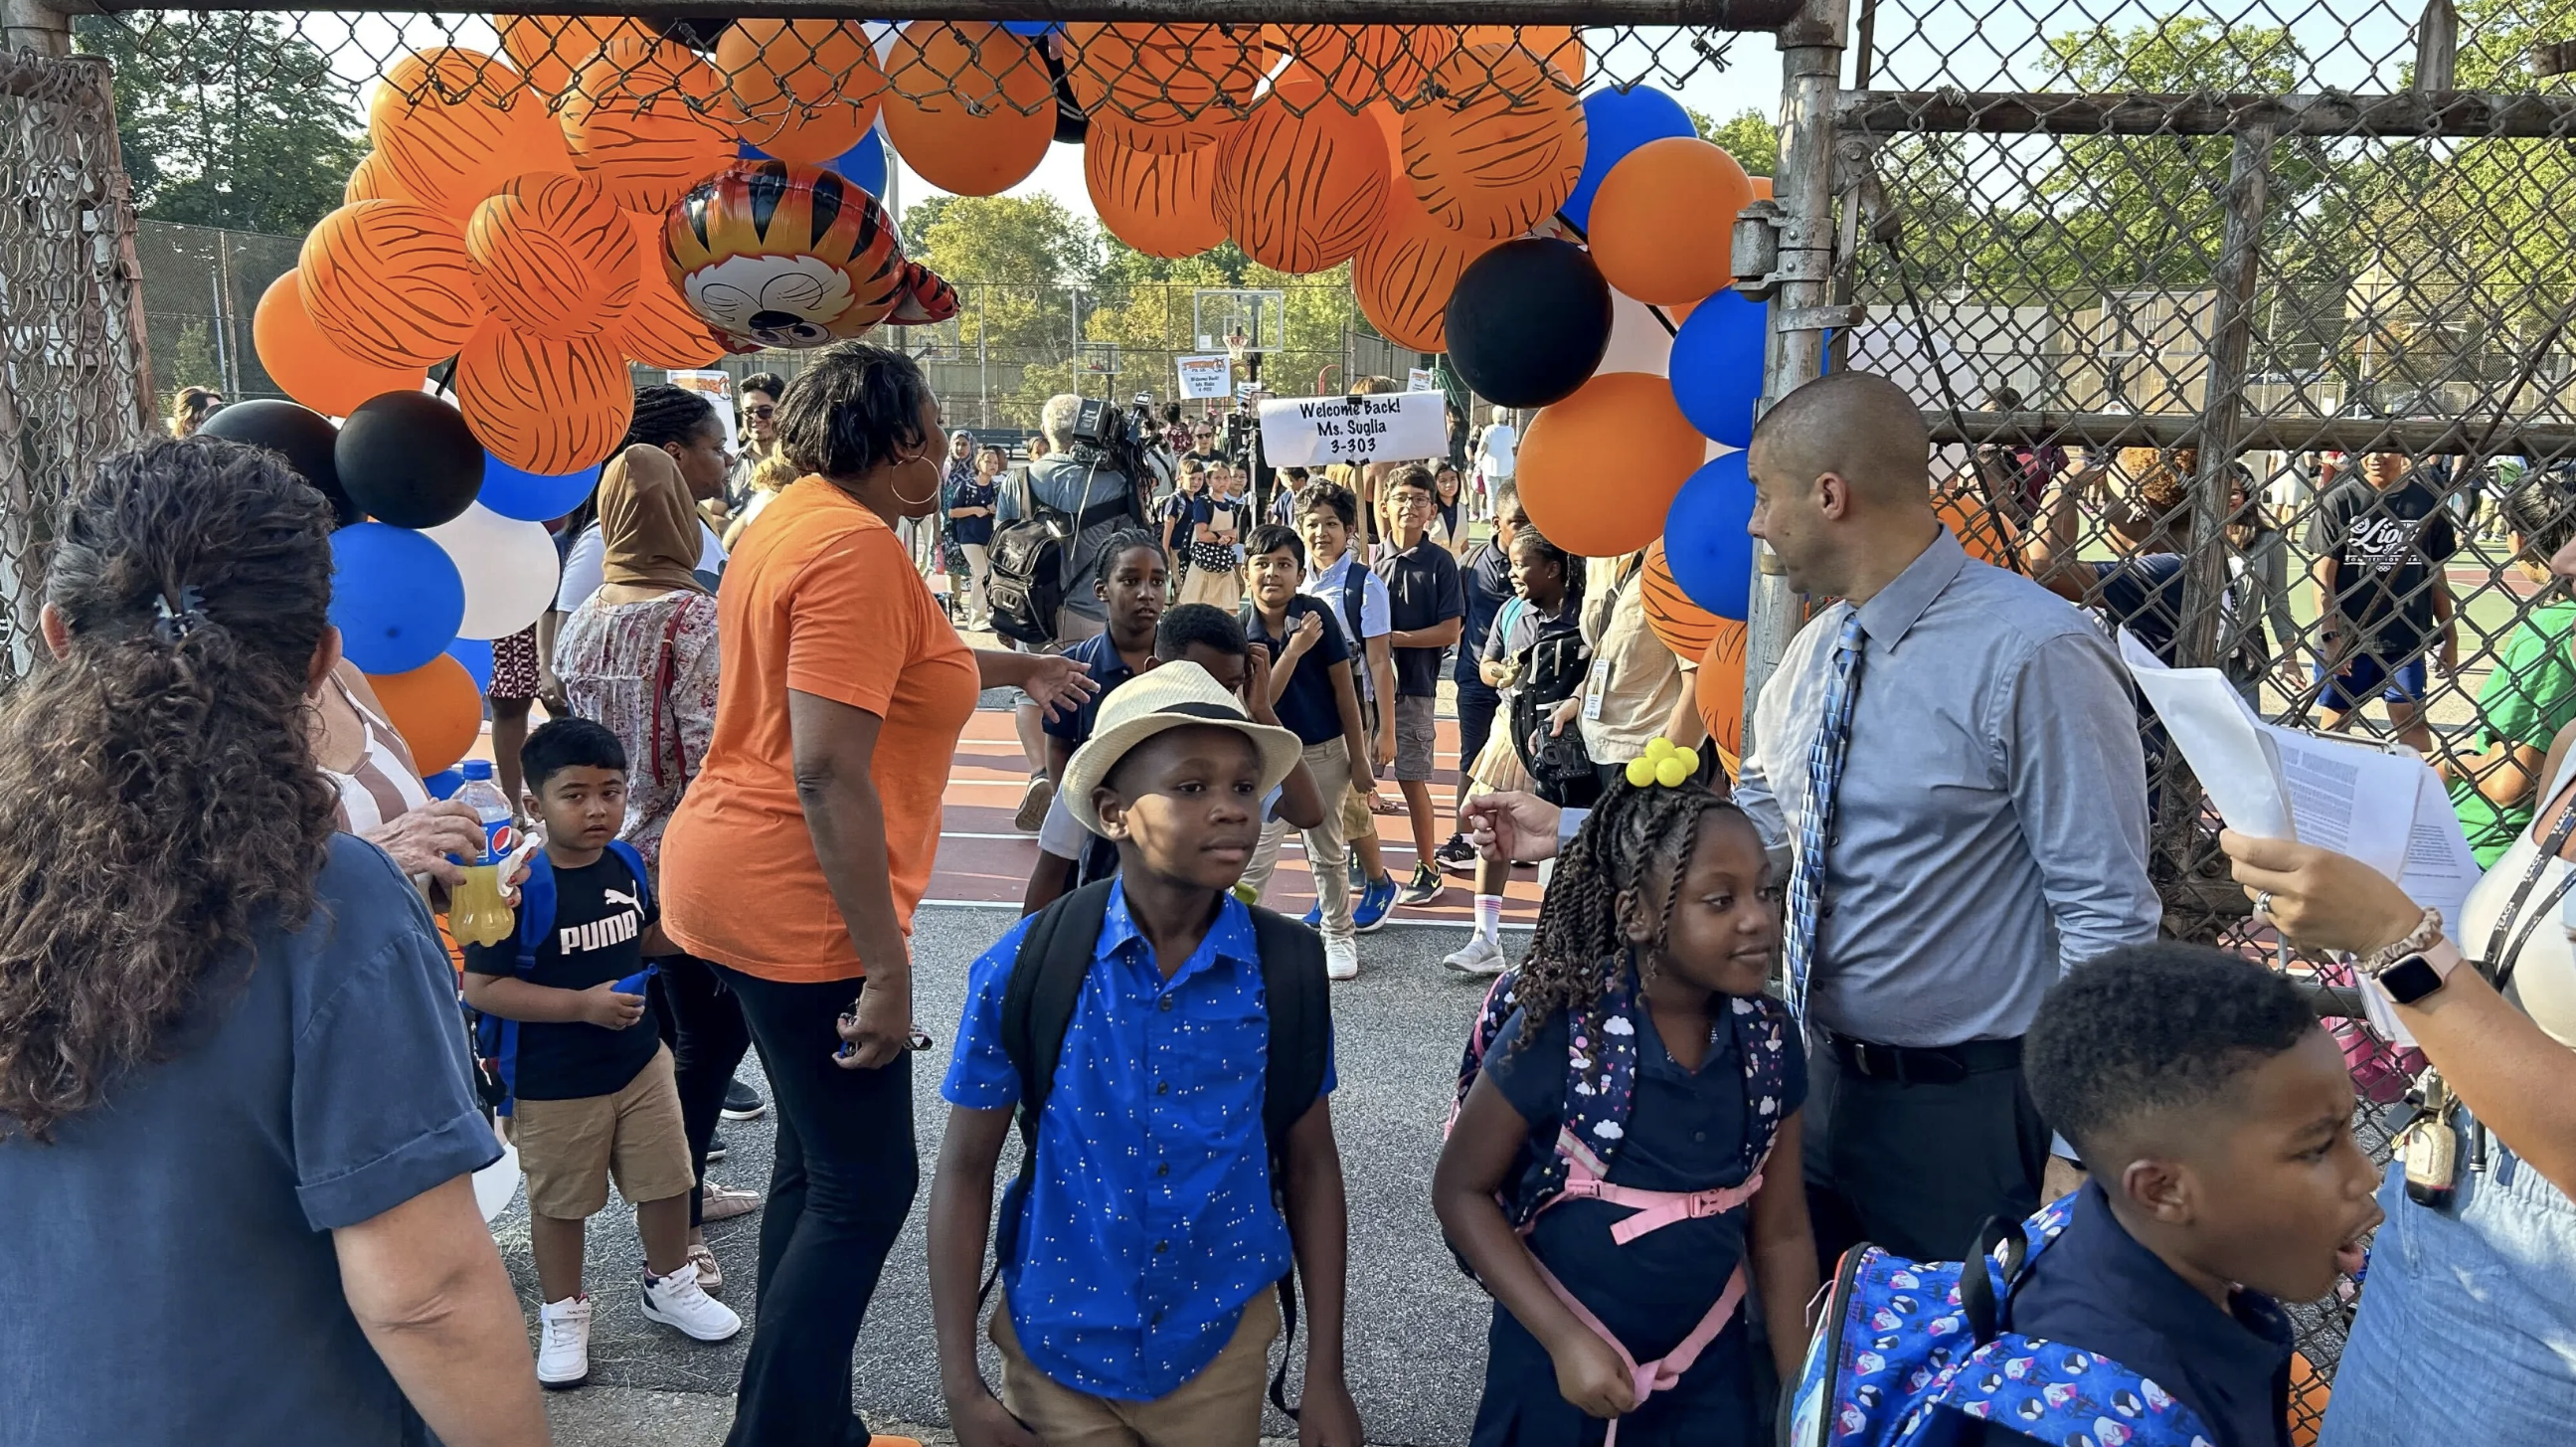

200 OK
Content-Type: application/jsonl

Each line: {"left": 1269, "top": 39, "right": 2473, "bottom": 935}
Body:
{"left": 2453, "top": 599, "right": 2576, "bottom": 865}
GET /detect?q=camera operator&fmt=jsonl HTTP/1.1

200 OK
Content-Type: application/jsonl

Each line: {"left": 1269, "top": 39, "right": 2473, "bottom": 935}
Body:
{"left": 999, "top": 393, "right": 1150, "bottom": 645}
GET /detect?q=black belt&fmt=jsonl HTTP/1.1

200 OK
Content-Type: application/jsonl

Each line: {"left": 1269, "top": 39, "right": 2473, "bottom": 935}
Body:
{"left": 1823, "top": 1029, "right": 2023, "bottom": 1086}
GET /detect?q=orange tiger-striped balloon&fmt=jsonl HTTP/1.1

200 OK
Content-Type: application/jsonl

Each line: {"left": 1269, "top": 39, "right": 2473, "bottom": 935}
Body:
{"left": 344, "top": 151, "right": 409, "bottom": 205}
{"left": 1270, "top": 25, "right": 1456, "bottom": 107}
{"left": 1087, "top": 131, "right": 1226, "bottom": 260}
{"left": 716, "top": 20, "right": 885, "bottom": 165}
{"left": 464, "top": 171, "right": 638, "bottom": 341}
{"left": 369, "top": 48, "right": 569, "bottom": 219}
{"left": 607, "top": 211, "right": 727, "bottom": 369}
{"left": 498, "top": 15, "right": 660, "bottom": 100}
{"left": 883, "top": 22, "right": 1054, "bottom": 197}
{"left": 1641, "top": 539, "right": 1724, "bottom": 662}
{"left": 1694, "top": 619, "right": 1748, "bottom": 766}
{"left": 561, "top": 49, "right": 740, "bottom": 212}
{"left": 455, "top": 321, "right": 632, "bottom": 474}
{"left": 1403, "top": 45, "right": 1585, "bottom": 240}
{"left": 1065, "top": 24, "right": 1261, "bottom": 153}
{"left": 1461, "top": 25, "right": 1588, "bottom": 85}
{"left": 298, "top": 200, "right": 485, "bottom": 370}
{"left": 663, "top": 161, "right": 914, "bottom": 350}
{"left": 1354, "top": 151, "right": 1496, "bottom": 351}
{"left": 1216, "top": 96, "right": 1388, "bottom": 274}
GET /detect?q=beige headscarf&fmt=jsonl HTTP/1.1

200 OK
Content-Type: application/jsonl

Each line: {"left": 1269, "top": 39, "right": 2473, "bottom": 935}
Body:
{"left": 598, "top": 445, "right": 706, "bottom": 595}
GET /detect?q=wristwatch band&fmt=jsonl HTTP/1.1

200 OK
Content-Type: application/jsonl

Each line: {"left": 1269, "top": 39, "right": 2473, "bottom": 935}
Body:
{"left": 2358, "top": 907, "right": 2445, "bottom": 978}
{"left": 2374, "top": 938, "right": 2463, "bottom": 1006}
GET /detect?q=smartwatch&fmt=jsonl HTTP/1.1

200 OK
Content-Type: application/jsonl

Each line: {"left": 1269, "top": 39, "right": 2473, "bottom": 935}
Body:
{"left": 2372, "top": 938, "right": 2462, "bottom": 1006}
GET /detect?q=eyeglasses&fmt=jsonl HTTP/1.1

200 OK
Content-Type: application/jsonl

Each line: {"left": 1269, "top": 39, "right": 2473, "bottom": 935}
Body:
{"left": 745, "top": 405, "right": 775, "bottom": 421}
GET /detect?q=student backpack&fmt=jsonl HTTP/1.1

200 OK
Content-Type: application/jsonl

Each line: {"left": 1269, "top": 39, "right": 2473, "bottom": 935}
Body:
{"left": 990, "top": 879, "right": 1332, "bottom": 1418}
{"left": 986, "top": 461, "right": 1141, "bottom": 647}
{"left": 1444, "top": 963, "right": 1794, "bottom": 1434}
{"left": 468, "top": 838, "right": 654, "bottom": 1120}
{"left": 1781, "top": 1196, "right": 2221, "bottom": 1447}
{"left": 1508, "top": 600, "right": 1600, "bottom": 809}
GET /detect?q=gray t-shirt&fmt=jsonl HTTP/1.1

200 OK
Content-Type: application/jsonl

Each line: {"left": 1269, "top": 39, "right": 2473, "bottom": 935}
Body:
{"left": 997, "top": 452, "right": 1138, "bottom": 623}
{"left": 0, "top": 834, "right": 500, "bottom": 1446}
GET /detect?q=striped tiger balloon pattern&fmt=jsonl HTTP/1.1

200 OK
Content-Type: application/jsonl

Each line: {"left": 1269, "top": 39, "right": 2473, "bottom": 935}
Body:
{"left": 662, "top": 160, "right": 955, "bottom": 350}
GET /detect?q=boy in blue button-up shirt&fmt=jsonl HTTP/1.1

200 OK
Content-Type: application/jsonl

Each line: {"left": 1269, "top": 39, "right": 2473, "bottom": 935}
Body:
{"left": 929, "top": 665, "right": 1362, "bottom": 1447}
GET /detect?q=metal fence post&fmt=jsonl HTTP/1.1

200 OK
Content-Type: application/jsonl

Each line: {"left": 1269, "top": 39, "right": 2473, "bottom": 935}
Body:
{"left": 1743, "top": 0, "right": 1850, "bottom": 742}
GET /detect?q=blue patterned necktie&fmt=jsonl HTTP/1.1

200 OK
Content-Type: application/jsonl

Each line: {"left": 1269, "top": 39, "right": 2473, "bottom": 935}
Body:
{"left": 1784, "top": 612, "right": 1866, "bottom": 1028}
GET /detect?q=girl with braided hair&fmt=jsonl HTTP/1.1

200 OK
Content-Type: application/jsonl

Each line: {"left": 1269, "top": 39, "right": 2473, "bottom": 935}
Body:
{"left": 1435, "top": 769, "right": 1818, "bottom": 1447}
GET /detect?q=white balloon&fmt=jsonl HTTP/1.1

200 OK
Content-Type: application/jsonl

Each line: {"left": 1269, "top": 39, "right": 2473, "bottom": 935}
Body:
{"left": 426, "top": 503, "right": 562, "bottom": 640}
{"left": 1597, "top": 287, "right": 1674, "bottom": 379}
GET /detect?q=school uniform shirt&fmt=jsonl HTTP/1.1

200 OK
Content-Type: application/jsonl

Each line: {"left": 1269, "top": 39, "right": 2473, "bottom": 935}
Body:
{"left": 1481, "top": 593, "right": 1567, "bottom": 707}
{"left": 2089, "top": 553, "right": 2188, "bottom": 664}
{"left": 1473, "top": 992, "right": 1806, "bottom": 1447}
{"left": 1377, "top": 536, "right": 1465, "bottom": 699}
{"left": 943, "top": 884, "right": 1337, "bottom": 1401}
{"left": 1303, "top": 552, "right": 1393, "bottom": 702}
{"left": 1042, "top": 632, "right": 1144, "bottom": 751}
{"left": 1458, "top": 540, "right": 1513, "bottom": 691}
{"left": 1246, "top": 595, "right": 1353, "bottom": 748}
{"left": 462, "top": 852, "right": 660, "bottom": 1101}
{"left": 1977, "top": 1181, "right": 2294, "bottom": 1447}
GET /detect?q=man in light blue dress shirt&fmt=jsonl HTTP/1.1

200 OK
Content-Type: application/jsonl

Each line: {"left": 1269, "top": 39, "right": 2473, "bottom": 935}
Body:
{"left": 1735, "top": 372, "right": 2162, "bottom": 1266}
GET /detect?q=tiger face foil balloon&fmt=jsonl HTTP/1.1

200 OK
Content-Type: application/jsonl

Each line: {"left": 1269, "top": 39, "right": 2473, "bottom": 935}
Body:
{"left": 661, "top": 159, "right": 953, "bottom": 350}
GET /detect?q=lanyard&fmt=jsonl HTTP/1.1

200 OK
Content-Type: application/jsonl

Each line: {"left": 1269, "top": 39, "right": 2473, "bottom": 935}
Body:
{"left": 2479, "top": 787, "right": 2576, "bottom": 993}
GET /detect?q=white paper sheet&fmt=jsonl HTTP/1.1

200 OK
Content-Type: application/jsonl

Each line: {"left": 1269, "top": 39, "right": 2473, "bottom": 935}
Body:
{"left": 2117, "top": 631, "right": 2294, "bottom": 838}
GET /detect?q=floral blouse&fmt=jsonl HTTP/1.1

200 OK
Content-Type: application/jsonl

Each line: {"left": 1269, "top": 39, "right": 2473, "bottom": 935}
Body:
{"left": 555, "top": 590, "right": 720, "bottom": 877}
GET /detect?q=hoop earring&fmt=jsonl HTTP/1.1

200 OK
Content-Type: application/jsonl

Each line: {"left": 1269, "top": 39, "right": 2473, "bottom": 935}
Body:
{"left": 890, "top": 453, "right": 942, "bottom": 508}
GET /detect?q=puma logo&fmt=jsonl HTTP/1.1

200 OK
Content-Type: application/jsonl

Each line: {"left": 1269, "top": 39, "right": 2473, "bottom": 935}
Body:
{"left": 603, "top": 887, "right": 640, "bottom": 911}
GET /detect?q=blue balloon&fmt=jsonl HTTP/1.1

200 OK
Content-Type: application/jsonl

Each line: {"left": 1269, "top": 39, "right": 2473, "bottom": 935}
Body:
{"left": 445, "top": 636, "right": 495, "bottom": 694}
{"left": 1000, "top": 20, "right": 1056, "bottom": 36}
{"left": 478, "top": 456, "right": 599, "bottom": 523}
{"left": 1565, "top": 87, "right": 1696, "bottom": 233}
{"left": 1661, "top": 453, "right": 1758, "bottom": 622}
{"left": 423, "top": 769, "right": 463, "bottom": 802}
{"left": 330, "top": 522, "right": 464, "bottom": 676}
{"left": 740, "top": 129, "right": 886, "bottom": 198}
{"left": 1667, "top": 290, "right": 1769, "bottom": 448}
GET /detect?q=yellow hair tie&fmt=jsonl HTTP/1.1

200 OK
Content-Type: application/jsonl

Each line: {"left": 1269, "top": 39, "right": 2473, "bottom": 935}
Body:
{"left": 1625, "top": 737, "right": 1697, "bottom": 789}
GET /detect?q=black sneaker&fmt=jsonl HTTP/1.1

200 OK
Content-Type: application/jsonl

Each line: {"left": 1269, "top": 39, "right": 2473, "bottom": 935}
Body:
{"left": 1434, "top": 834, "right": 1476, "bottom": 872}
{"left": 1396, "top": 862, "right": 1445, "bottom": 907}
{"left": 722, "top": 1080, "right": 765, "bottom": 1121}
{"left": 706, "top": 1134, "right": 728, "bottom": 1164}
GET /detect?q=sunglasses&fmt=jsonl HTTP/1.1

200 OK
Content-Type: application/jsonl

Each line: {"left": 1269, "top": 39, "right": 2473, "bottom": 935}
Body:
{"left": 745, "top": 405, "right": 775, "bottom": 421}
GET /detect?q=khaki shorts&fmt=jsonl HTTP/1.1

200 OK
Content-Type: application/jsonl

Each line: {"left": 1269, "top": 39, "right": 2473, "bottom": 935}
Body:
{"left": 991, "top": 1288, "right": 1281, "bottom": 1447}
{"left": 508, "top": 1044, "right": 695, "bottom": 1220}
{"left": 1394, "top": 693, "right": 1438, "bottom": 783}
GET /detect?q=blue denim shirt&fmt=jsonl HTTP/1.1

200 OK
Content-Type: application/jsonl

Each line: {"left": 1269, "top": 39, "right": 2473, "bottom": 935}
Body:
{"left": 943, "top": 884, "right": 1336, "bottom": 1400}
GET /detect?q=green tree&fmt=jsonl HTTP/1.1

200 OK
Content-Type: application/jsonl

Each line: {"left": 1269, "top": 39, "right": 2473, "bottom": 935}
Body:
{"left": 75, "top": 14, "right": 366, "bottom": 235}
{"left": 903, "top": 194, "right": 1096, "bottom": 357}
{"left": 163, "top": 320, "right": 220, "bottom": 397}
{"left": 1688, "top": 106, "right": 1779, "bottom": 177}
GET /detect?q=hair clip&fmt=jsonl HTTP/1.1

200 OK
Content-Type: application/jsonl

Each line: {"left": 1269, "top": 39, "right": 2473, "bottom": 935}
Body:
{"left": 1624, "top": 736, "right": 1697, "bottom": 790}
{"left": 151, "top": 585, "right": 206, "bottom": 644}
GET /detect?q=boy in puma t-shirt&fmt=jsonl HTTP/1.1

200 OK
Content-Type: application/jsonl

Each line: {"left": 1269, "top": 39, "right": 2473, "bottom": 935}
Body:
{"left": 462, "top": 719, "right": 740, "bottom": 1390}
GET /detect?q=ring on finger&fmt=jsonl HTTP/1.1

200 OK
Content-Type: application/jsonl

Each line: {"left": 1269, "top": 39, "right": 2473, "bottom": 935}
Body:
{"left": 2253, "top": 889, "right": 2275, "bottom": 920}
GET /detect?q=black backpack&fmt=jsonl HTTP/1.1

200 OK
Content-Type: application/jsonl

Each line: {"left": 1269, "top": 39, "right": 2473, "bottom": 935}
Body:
{"left": 988, "top": 879, "right": 1332, "bottom": 1417}
{"left": 1511, "top": 605, "right": 1601, "bottom": 809}
{"left": 986, "top": 464, "right": 1138, "bottom": 647}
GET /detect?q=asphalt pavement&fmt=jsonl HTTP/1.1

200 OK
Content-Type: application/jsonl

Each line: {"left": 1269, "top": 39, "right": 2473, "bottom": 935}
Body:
{"left": 509, "top": 906, "right": 1519, "bottom": 1447}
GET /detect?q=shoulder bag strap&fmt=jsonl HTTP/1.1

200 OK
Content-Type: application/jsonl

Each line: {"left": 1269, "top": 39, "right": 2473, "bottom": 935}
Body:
{"left": 1247, "top": 904, "right": 1330, "bottom": 1421}
{"left": 990, "top": 880, "right": 1118, "bottom": 1293}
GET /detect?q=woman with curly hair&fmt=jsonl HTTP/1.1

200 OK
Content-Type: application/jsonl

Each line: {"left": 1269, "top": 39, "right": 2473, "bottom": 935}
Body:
{"left": 1435, "top": 773, "right": 1817, "bottom": 1446}
{"left": 0, "top": 440, "right": 544, "bottom": 1446}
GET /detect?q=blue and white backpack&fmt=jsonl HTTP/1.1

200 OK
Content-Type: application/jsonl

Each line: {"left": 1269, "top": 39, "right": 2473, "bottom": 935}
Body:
{"left": 469, "top": 839, "right": 655, "bottom": 1119}
{"left": 1783, "top": 1194, "right": 2219, "bottom": 1447}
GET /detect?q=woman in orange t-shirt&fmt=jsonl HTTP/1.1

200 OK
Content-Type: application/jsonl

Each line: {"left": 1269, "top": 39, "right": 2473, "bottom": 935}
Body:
{"left": 658, "top": 343, "right": 1093, "bottom": 1447}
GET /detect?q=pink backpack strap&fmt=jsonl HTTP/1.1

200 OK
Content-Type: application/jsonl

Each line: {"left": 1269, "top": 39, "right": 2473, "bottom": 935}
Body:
{"left": 1534, "top": 1144, "right": 1770, "bottom": 1245}
{"left": 1535, "top": 1257, "right": 1750, "bottom": 1447}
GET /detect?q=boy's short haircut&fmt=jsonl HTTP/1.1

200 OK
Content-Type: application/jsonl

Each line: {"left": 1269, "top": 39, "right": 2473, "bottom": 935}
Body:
{"left": 2503, "top": 467, "right": 2576, "bottom": 560}
{"left": 1385, "top": 464, "right": 1435, "bottom": 501}
{"left": 1092, "top": 528, "right": 1166, "bottom": 589}
{"left": 1492, "top": 481, "right": 1521, "bottom": 519}
{"left": 1247, "top": 523, "right": 1305, "bottom": 565}
{"left": 1155, "top": 603, "right": 1249, "bottom": 662}
{"left": 1294, "top": 480, "right": 1359, "bottom": 530}
{"left": 1280, "top": 466, "right": 1311, "bottom": 485}
{"left": 521, "top": 717, "right": 627, "bottom": 795}
{"left": 2025, "top": 942, "right": 2317, "bottom": 1167}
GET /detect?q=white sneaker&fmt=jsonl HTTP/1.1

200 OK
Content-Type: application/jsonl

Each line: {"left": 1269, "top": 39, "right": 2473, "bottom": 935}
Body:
{"left": 1014, "top": 775, "right": 1056, "bottom": 832}
{"left": 640, "top": 1262, "right": 743, "bottom": 1343}
{"left": 536, "top": 1295, "right": 592, "bottom": 1390}
{"left": 1444, "top": 935, "right": 1507, "bottom": 977}
{"left": 1324, "top": 936, "right": 1359, "bottom": 982}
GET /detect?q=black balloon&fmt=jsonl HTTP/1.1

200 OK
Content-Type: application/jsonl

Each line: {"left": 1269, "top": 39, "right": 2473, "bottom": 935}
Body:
{"left": 198, "top": 399, "right": 356, "bottom": 525}
{"left": 336, "top": 391, "right": 487, "bottom": 530}
{"left": 1444, "top": 239, "right": 1615, "bottom": 409}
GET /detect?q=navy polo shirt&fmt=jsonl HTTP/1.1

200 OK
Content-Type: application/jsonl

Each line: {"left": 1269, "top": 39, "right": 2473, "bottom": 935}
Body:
{"left": 1981, "top": 1181, "right": 2294, "bottom": 1447}
{"left": 1245, "top": 595, "right": 1352, "bottom": 748}
{"left": 1458, "top": 540, "right": 1512, "bottom": 689}
{"left": 1377, "top": 537, "right": 1465, "bottom": 699}
{"left": 942, "top": 884, "right": 1336, "bottom": 1400}
{"left": 1042, "top": 632, "right": 1143, "bottom": 748}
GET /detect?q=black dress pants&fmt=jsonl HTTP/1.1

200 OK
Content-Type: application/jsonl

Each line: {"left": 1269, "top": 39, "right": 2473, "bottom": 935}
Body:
{"left": 1801, "top": 1036, "right": 2051, "bottom": 1271}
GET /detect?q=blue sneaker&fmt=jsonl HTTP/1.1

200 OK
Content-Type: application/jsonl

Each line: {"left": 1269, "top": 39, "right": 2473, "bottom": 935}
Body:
{"left": 1301, "top": 898, "right": 1323, "bottom": 928}
{"left": 1353, "top": 873, "right": 1398, "bottom": 933}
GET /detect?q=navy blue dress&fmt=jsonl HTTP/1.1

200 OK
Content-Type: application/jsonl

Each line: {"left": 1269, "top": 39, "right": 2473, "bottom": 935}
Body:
{"left": 1469, "top": 996, "right": 1807, "bottom": 1447}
